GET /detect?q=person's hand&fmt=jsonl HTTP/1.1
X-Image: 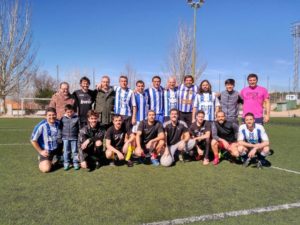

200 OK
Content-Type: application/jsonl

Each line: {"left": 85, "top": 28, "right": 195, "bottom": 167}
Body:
{"left": 248, "top": 148, "right": 257, "bottom": 158}
{"left": 146, "top": 140, "right": 153, "bottom": 149}
{"left": 117, "top": 152, "right": 124, "bottom": 160}
{"left": 215, "top": 92, "right": 221, "bottom": 97}
{"left": 264, "top": 115, "right": 270, "bottom": 123}
{"left": 81, "top": 139, "right": 90, "bottom": 150}
{"left": 40, "top": 150, "right": 49, "bottom": 158}
{"left": 178, "top": 141, "right": 186, "bottom": 151}
{"left": 192, "top": 118, "right": 196, "bottom": 123}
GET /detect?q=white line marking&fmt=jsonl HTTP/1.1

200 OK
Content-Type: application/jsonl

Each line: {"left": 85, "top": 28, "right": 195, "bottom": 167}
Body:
{"left": 271, "top": 166, "right": 300, "bottom": 175}
{"left": 0, "top": 143, "right": 31, "bottom": 146}
{"left": 142, "top": 202, "right": 300, "bottom": 225}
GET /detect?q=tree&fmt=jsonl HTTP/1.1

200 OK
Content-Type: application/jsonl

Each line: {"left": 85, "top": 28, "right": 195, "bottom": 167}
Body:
{"left": 165, "top": 22, "right": 206, "bottom": 83}
{"left": 0, "top": 0, "right": 37, "bottom": 113}
{"left": 33, "top": 71, "right": 56, "bottom": 108}
{"left": 123, "top": 63, "right": 137, "bottom": 89}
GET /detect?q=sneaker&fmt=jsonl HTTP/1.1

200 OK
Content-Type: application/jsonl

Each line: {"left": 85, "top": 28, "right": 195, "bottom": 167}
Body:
{"left": 203, "top": 158, "right": 210, "bottom": 165}
{"left": 95, "top": 161, "right": 101, "bottom": 169}
{"left": 243, "top": 157, "right": 251, "bottom": 167}
{"left": 127, "top": 160, "right": 134, "bottom": 167}
{"left": 74, "top": 164, "right": 80, "bottom": 170}
{"left": 257, "top": 160, "right": 263, "bottom": 169}
{"left": 151, "top": 158, "right": 160, "bottom": 166}
{"left": 213, "top": 156, "right": 220, "bottom": 165}
{"left": 178, "top": 153, "right": 184, "bottom": 162}
{"left": 109, "top": 160, "right": 115, "bottom": 166}
{"left": 64, "top": 164, "right": 70, "bottom": 171}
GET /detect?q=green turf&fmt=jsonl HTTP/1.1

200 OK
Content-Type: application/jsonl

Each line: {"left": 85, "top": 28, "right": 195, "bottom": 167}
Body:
{"left": 0, "top": 118, "right": 299, "bottom": 225}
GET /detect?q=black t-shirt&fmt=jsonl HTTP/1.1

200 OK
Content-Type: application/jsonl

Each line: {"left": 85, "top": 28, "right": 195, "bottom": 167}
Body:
{"left": 137, "top": 120, "right": 164, "bottom": 145}
{"left": 189, "top": 121, "right": 211, "bottom": 138}
{"left": 73, "top": 89, "right": 96, "bottom": 122}
{"left": 163, "top": 120, "right": 188, "bottom": 146}
{"left": 105, "top": 124, "right": 129, "bottom": 151}
{"left": 212, "top": 121, "right": 238, "bottom": 143}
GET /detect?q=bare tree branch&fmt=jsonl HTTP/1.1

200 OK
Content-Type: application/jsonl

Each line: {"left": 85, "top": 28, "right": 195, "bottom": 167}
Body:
{"left": 0, "top": 0, "right": 37, "bottom": 113}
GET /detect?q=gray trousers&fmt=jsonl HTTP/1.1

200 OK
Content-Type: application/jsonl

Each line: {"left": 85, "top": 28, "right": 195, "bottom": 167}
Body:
{"left": 168, "top": 139, "right": 196, "bottom": 161}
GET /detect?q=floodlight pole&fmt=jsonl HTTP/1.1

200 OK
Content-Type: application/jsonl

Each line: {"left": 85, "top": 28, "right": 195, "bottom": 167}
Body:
{"left": 192, "top": 6, "right": 197, "bottom": 79}
{"left": 188, "top": 1, "right": 204, "bottom": 79}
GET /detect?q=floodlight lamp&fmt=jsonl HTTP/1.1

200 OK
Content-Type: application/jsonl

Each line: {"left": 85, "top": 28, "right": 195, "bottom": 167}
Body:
{"left": 187, "top": 0, "right": 193, "bottom": 4}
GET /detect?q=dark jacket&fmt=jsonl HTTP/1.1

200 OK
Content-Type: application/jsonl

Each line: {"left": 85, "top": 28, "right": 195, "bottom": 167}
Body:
{"left": 212, "top": 120, "right": 239, "bottom": 143}
{"left": 94, "top": 87, "right": 115, "bottom": 125}
{"left": 78, "top": 122, "right": 105, "bottom": 148}
{"left": 60, "top": 114, "right": 80, "bottom": 140}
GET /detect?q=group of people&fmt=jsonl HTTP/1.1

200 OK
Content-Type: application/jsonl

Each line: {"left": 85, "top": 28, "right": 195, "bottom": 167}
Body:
{"left": 30, "top": 73, "right": 271, "bottom": 173}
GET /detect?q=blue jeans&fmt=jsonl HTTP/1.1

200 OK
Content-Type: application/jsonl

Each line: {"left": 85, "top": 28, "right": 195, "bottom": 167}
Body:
{"left": 63, "top": 140, "right": 79, "bottom": 167}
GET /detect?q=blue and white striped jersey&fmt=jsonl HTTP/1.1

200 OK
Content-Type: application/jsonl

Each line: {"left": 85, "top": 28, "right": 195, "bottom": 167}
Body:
{"left": 114, "top": 86, "right": 136, "bottom": 116}
{"left": 164, "top": 87, "right": 178, "bottom": 116}
{"left": 145, "top": 86, "right": 164, "bottom": 115}
{"left": 193, "top": 92, "right": 220, "bottom": 121}
{"left": 135, "top": 92, "right": 148, "bottom": 122}
{"left": 238, "top": 124, "right": 269, "bottom": 144}
{"left": 177, "top": 84, "right": 198, "bottom": 113}
{"left": 31, "top": 119, "right": 60, "bottom": 152}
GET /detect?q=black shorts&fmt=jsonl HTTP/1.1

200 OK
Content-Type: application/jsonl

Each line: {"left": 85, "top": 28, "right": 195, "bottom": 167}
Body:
{"left": 121, "top": 115, "right": 133, "bottom": 134}
{"left": 79, "top": 145, "right": 104, "bottom": 162}
{"left": 39, "top": 149, "right": 59, "bottom": 162}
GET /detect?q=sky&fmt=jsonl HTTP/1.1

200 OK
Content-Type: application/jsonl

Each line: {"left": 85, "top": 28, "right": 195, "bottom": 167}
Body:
{"left": 30, "top": 0, "right": 300, "bottom": 91}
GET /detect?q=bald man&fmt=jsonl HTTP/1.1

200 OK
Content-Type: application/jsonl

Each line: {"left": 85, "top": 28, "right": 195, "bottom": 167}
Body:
{"left": 164, "top": 76, "right": 178, "bottom": 122}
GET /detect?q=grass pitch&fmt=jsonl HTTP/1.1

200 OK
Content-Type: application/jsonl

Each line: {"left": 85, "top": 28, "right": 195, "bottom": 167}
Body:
{"left": 0, "top": 118, "right": 299, "bottom": 225}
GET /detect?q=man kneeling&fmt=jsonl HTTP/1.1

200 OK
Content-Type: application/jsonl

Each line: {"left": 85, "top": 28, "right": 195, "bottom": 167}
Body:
{"left": 162, "top": 109, "right": 194, "bottom": 166}
{"left": 211, "top": 111, "right": 239, "bottom": 164}
{"left": 237, "top": 112, "right": 270, "bottom": 168}
{"left": 135, "top": 110, "right": 165, "bottom": 166}
{"left": 105, "top": 114, "right": 135, "bottom": 167}
{"left": 79, "top": 110, "right": 106, "bottom": 170}
{"left": 31, "top": 107, "right": 61, "bottom": 173}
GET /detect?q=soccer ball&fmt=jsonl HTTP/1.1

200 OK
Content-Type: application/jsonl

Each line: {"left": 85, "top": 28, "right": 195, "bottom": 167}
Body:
{"left": 160, "top": 155, "right": 173, "bottom": 167}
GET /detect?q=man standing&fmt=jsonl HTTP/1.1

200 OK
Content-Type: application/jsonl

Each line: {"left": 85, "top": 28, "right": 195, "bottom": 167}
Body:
{"left": 189, "top": 110, "right": 211, "bottom": 165}
{"left": 114, "top": 75, "right": 137, "bottom": 132}
{"left": 163, "top": 76, "right": 178, "bottom": 122}
{"left": 94, "top": 75, "right": 115, "bottom": 129}
{"left": 240, "top": 74, "right": 270, "bottom": 124}
{"left": 49, "top": 82, "right": 75, "bottom": 120}
{"left": 211, "top": 111, "right": 240, "bottom": 164}
{"left": 135, "top": 110, "right": 165, "bottom": 166}
{"left": 163, "top": 109, "right": 194, "bottom": 165}
{"left": 145, "top": 76, "right": 164, "bottom": 123}
{"left": 133, "top": 80, "right": 148, "bottom": 133}
{"left": 105, "top": 115, "right": 135, "bottom": 167}
{"left": 73, "top": 76, "right": 96, "bottom": 128}
{"left": 177, "top": 75, "right": 198, "bottom": 126}
{"left": 192, "top": 80, "right": 220, "bottom": 123}
{"left": 31, "top": 107, "right": 61, "bottom": 173}
{"left": 219, "top": 79, "right": 243, "bottom": 126}
{"left": 78, "top": 110, "right": 106, "bottom": 170}
{"left": 237, "top": 112, "right": 270, "bottom": 168}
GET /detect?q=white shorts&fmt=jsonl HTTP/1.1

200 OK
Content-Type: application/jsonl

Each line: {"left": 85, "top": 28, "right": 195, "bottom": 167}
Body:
{"left": 132, "top": 121, "right": 141, "bottom": 133}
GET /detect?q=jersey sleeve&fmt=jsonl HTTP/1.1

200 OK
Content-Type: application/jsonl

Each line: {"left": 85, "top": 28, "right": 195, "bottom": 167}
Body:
{"left": 131, "top": 91, "right": 137, "bottom": 107}
{"left": 237, "top": 126, "right": 244, "bottom": 141}
{"left": 157, "top": 123, "right": 164, "bottom": 134}
{"left": 193, "top": 94, "right": 199, "bottom": 108}
{"left": 105, "top": 127, "right": 113, "bottom": 140}
{"left": 31, "top": 125, "right": 43, "bottom": 141}
{"left": 137, "top": 121, "right": 144, "bottom": 132}
{"left": 263, "top": 88, "right": 270, "bottom": 100}
{"left": 215, "top": 94, "right": 221, "bottom": 107}
{"left": 260, "top": 126, "right": 269, "bottom": 142}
